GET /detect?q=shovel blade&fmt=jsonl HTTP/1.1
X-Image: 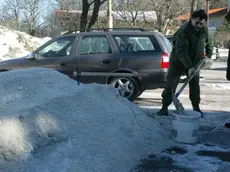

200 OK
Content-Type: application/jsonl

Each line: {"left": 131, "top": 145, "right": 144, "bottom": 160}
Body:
{"left": 172, "top": 96, "right": 185, "bottom": 111}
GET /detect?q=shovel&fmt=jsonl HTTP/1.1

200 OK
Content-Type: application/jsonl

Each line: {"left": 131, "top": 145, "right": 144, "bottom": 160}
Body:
{"left": 172, "top": 58, "right": 210, "bottom": 115}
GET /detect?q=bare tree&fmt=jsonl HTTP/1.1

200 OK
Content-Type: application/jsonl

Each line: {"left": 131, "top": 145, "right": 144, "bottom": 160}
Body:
{"left": 80, "top": 0, "right": 107, "bottom": 30}
{"left": 115, "top": 0, "right": 149, "bottom": 27}
{"left": 150, "top": 0, "right": 186, "bottom": 34}
{"left": 190, "top": 0, "right": 198, "bottom": 14}
{"left": 20, "top": 0, "right": 44, "bottom": 35}
{"left": 53, "top": 0, "right": 81, "bottom": 10}
{"left": 209, "top": 0, "right": 227, "bottom": 9}
{"left": 1, "top": 0, "right": 22, "bottom": 30}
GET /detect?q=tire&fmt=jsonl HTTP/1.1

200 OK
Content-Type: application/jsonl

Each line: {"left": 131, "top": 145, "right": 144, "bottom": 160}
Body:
{"left": 109, "top": 77, "right": 140, "bottom": 101}
{"left": 137, "top": 91, "right": 143, "bottom": 97}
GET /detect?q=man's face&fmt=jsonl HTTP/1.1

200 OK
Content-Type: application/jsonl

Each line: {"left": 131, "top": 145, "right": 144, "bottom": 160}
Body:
{"left": 191, "top": 17, "right": 206, "bottom": 31}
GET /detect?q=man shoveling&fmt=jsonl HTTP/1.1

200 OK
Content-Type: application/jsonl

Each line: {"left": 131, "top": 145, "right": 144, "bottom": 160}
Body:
{"left": 156, "top": 9, "right": 213, "bottom": 117}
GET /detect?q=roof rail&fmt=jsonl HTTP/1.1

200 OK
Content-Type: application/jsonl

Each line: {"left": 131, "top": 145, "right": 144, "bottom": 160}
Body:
{"left": 85, "top": 28, "right": 150, "bottom": 32}
{"left": 62, "top": 30, "right": 78, "bottom": 35}
{"left": 62, "top": 27, "right": 150, "bottom": 35}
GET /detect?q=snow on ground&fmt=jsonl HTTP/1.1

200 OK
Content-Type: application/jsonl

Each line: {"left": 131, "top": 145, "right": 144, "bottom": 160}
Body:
{"left": 136, "top": 62, "right": 230, "bottom": 172}
{"left": 0, "top": 25, "right": 51, "bottom": 60}
{"left": 0, "top": 62, "right": 228, "bottom": 172}
{"left": 0, "top": 68, "right": 177, "bottom": 172}
{"left": 0, "top": 24, "right": 229, "bottom": 171}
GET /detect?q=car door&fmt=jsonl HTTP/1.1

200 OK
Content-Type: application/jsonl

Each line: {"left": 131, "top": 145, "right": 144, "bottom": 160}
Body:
{"left": 111, "top": 34, "right": 163, "bottom": 73}
{"left": 22, "top": 35, "right": 77, "bottom": 78}
{"left": 75, "top": 33, "right": 120, "bottom": 84}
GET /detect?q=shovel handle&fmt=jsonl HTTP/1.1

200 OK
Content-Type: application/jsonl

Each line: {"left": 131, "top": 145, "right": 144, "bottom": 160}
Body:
{"left": 174, "top": 59, "right": 205, "bottom": 98}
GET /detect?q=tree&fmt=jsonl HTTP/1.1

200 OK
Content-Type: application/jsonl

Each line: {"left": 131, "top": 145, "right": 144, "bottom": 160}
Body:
{"left": 53, "top": 0, "right": 81, "bottom": 10}
{"left": 217, "top": 19, "right": 230, "bottom": 32}
{"left": 209, "top": 0, "right": 227, "bottom": 9}
{"left": 1, "top": 0, "right": 22, "bottom": 30}
{"left": 21, "top": 0, "right": 43, "bottom": 35}
{"left": 150, "top": 0, "right": 186, "bottom": 33}
{"left": 190, "top": 0, "right": 198, "bottom": 14}
{"left": 80, "top": 0, "right": 107, "bottom": 30}
{"left": 115, "top": 0, "right": 149, "bottom": 27}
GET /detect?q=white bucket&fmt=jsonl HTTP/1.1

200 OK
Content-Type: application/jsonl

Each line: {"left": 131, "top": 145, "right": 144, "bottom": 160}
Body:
{"left": 171, "top": 110, "right": 201, "bottom": 144}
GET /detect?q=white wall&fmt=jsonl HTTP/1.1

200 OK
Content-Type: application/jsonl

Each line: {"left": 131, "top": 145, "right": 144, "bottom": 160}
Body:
{"left": 228, "top": 0, "right": 230, "bottom": 11}
{"left": 209, "top": 16, "right": 224, "bottom": 29}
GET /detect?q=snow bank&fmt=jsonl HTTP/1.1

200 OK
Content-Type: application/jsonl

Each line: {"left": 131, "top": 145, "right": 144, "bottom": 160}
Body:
{"left": 0, "top": 68, "right": 173, "bottom": 172}
{"left": 218, "top": 162, "right": 230, "bottom": 172}
{"left": 0, "top": 25, "right": 51, "bottom": 60}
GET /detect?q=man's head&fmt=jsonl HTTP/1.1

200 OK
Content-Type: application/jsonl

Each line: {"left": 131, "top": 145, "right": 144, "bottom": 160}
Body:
{"left": 191, "top": 9, "right": 207, "bottom": 31}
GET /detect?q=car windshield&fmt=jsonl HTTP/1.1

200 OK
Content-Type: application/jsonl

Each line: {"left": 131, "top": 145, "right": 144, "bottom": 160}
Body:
{"left": 38, "top": 36, "right": 75, "bottom": 58}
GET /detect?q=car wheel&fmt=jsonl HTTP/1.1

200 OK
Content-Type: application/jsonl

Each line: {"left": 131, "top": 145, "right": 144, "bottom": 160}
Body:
{"left": 137, "top": 91, "right": 143, "bottom": 97}
{"left": 110, "top": 77, "right": 140, "bottom": 101}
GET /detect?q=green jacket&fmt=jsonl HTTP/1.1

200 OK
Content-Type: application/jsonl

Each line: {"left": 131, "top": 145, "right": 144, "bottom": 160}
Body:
{"left": 170, "top": 21, "right": 213, "bottom": 69}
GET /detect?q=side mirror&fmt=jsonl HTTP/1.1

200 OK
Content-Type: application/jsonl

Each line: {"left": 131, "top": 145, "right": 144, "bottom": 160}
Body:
{"left": 34, "top": 53, "right": 38, "bottom": 59}
{"left": 27, "top": 53, "right": 37, "bottom": 60}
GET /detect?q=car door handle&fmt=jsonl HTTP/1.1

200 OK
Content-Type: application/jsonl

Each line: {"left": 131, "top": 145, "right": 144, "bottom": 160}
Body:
{"left": 103, "top": 59, "right": 111, "bottom": 64}
{"left": 60, "top": 62, "right": 67, "bottom": 66}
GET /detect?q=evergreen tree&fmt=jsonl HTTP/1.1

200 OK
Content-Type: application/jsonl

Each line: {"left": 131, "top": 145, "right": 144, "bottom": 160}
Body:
{"left": 217, "top": 19, "right": 230, "bottom": 32}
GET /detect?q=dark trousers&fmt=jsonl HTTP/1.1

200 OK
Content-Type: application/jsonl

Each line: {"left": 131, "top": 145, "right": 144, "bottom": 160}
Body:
{"left": 227, "top": 48, "right": 230, "bottom": 80}
{"left": 161, "top": 63, "right": 201, "bottom": 107}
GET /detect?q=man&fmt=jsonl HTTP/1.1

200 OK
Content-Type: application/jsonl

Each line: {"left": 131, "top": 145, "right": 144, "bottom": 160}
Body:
{"left": 223, "top": 10, "right": 230, "bottom": 128}
{"left": 225, "top": 10, "right": 230, "bottom": 81}
{"left": 156, "top": 9, "right": 213, "bottom": 117}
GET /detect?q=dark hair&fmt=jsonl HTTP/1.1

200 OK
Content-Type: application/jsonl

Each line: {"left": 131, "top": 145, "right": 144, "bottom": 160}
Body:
{"left": 225, "top": 10, "right": 230, "bottom": 22}
{"left": 191, "top": 9, "right": 208, "bottom": 21}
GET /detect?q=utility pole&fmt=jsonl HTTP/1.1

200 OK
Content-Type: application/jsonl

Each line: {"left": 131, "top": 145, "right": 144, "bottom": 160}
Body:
{"left": 206, "top": 0, "right": 210, "bottom": 27}
{"left": 108, "top": 0, "right": 113, "bottom": 28}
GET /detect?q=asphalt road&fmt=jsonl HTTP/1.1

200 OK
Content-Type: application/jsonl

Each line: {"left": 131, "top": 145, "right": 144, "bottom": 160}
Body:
{"left": 135, "top": 62, "right": 230, "bottom": 113}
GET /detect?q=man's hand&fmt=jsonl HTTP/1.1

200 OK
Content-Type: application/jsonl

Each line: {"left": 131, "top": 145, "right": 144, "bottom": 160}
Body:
{"left": 188, "top": 68, "right": 195, "bottom": 78}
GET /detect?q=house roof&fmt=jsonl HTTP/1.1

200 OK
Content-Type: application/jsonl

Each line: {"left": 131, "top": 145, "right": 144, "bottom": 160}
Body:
{"left": 176, "top": 7, "right": 227, "bottom": 21}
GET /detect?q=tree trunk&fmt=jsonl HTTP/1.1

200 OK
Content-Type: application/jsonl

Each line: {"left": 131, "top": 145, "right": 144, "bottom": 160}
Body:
{"left": 156, "top": 12, "right": 163, "bottom": 33}
{"left": 190, "top": 0, "right": 198, "bottom": 15}
{"left": 16, "top": 15, "right": 20, "bottom": 30}
{"left": 87, "top": 0, "right": 100, "bottom": 29}
{"left": 87, "top": 0, "right": 107, "bottom": 29}
{"left": 80, "top": 0, "right": 90, "bottom": 31}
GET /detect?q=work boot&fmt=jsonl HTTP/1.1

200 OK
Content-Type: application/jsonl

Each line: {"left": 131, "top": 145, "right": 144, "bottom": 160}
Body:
{"left": 192, "top": 104, "right": 204, "bottom": 118}
{"left": 156, "top": 105, "right": 169, "bottom": 116}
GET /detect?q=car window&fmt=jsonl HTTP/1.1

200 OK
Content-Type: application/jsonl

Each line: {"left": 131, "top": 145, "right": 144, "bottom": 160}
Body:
{"left": 38, "top": 36, "right": 75, "bottom": 58}
{"left": 113, "top": 36, "right": 156, "bottom": 53}
{"left": 158, "top": 34, "right": 172, "bottom": 52}
{"left": 77, "top": 35, "right": 112, "bottom": 55}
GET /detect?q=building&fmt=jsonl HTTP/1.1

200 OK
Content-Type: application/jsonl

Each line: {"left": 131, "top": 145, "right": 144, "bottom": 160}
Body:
{"left": 228, "top": 0, "right": 230, "bottom": 11}
{"left": 175, "top": 7, "right": 228, "bottom": 31}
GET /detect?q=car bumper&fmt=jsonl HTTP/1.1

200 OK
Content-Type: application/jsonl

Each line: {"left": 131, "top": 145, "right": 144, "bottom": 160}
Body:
{"left": 140, "top": 69, "right": 168, "bottom": 90}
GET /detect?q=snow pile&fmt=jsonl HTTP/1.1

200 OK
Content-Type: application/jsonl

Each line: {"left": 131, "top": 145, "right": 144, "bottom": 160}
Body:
{"left": 218, "top": 162, "right": 230, "bottom": 172}
{"left": 0, "top": 68, "right": 173, "bottom": 172}
{"left": 0, "top": 25, "right": 51, "bottom": 60}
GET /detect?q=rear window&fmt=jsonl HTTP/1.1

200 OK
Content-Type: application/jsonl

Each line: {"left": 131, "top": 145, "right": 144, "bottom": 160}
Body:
{"left": 113, "top": 35, "right": 161, "bottom": 53}
{"left": 158, "top": 34, "right": 172, "bottom": 52}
